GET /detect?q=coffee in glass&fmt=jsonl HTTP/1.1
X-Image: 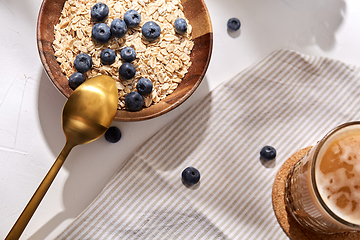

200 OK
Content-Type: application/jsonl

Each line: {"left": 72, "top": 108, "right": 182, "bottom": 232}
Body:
{"left": 285, "top": 121, "right": 360, "bottom": 233}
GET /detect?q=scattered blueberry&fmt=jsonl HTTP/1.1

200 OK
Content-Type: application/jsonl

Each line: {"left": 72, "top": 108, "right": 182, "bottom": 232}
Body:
{"left": 227, "top": 18, "right": 241, "bottom": 31}
{"left": 74, "top": 53, "right": 92, "bottom": 73}
{"left": 104, "top": 126, "right": 122, "bottom": 143}
{"left": 124, "top": 10, "right": 141, "bottom": 28}
{"left": 125, "top": 91, "right": 143, "bottom": 111}
{"left": 120, "top": 47, "right": 136, "bottom": 62}
{"left": 68, "top": 72, "right": 85, "bottom": 90}
{"left": 110, "top": 18, "right": 127, "bottom": 38}
{"left": 92, "top": 23, "right": 112, "bottom": 44}
{"left": 91, "top": 3, "right": 109, "bottom": 22}
{"left": 260, "top": 146, "right": 277, "bottom": 161}
{"left": 100, "top": 49, "right": 116, "bottom": 65}
{"left": 174, "top": 18, "right": 187, "bottom": 35}
{"left": 182, "top": 167, "right": 200, "bottom": 186}
{"left": 119, "top": 62, "right": 136, "bottom": 80}
{"left": 142, "top": 21, "right": 161, "bottom": 41}
{"left": 136, "top": 78, "right": 153, "bottom": 96}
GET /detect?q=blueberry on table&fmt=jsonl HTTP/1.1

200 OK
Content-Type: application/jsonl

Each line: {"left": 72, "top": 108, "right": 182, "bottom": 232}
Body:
{"left": 227, "top": 18, "right": 241, "bottom": 31}
{"left": 110, "top": 18, "right": 127, "bottom": 38}
{"left": 68, "top": 72, "right": 85, "bottom": 90}
{"left": 142, "top": 21, "right": 161, "bottom": 41}
{"left": 92, "top": 23, "right": 112, "bottom": 44}
{"left": 260, "top": 146, "right": 277, "bottom": 161}
{"left": 100, "top": 49, "right": 116, "bottom": 65}
{"left": 124, "top": 10, "right": 141, "bottom": 28}
{"left": 74, "top": 53, "right": 92, "bottom": 73}
{"left": 125, "top": 91, "right": 144, "bottom": 111}
{"left": 91, "top": 3, "right": 109, "bottom": 22}
{"left": 105, "top": 126, "right": 122, "bottom": 143}
{"left": 182, "top": 167, "right": 200, "bottom": 186}
{"left": 119, "top": 62, "right": 136, "bottom": 80}
{"left": 136, "top": 78, "right": 153, "bottom": 96}
{"left": 174, "top": 18, "right": 187, "bottom": 34}
{"left": 120, "top": 47, "right": 136, "bottom": 62}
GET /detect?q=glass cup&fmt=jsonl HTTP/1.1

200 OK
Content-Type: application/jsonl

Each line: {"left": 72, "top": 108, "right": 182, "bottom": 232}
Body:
{"left": 285, "top": 121, "right": 360, "bottom": 233}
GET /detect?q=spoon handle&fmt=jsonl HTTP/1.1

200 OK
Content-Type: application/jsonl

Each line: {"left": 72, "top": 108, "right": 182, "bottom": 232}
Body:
{"left": 5, "top": 142, "right": 74, "bottom": 240}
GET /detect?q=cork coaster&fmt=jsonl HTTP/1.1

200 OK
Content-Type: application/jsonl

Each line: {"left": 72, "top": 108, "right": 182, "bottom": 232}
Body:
{"left": 272, "top": 147, "right": 360, "bottom": 240}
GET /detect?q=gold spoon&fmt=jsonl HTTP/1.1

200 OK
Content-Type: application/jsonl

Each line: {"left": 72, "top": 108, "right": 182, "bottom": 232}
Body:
{"left": 6, "top": 75, "right": 118, "bottom": 240}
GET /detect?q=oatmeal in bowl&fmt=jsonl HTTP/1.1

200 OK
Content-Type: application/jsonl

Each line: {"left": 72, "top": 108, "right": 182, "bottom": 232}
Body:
{"left": 37, "top": 0, "right": 213, "bottom": 121}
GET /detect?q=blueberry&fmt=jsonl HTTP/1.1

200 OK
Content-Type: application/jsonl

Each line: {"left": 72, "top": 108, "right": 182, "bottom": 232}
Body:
{"left": 110, "top": 18, "right": 127, "bottom": 38}
{"left": 104, "top": 126, "right": 122, "bottom": 143}
{"left": 74, "top": 53, "right": 92, "bottom": 73}
{"left": 227, "top": 18, "right": 241, "bottom": 31}
{"left": 91, "top": 3, "right": 109, "bottom": 22}
{"left": 136, "top": 78, "right": 153, "bottom": 96}
{"left": 142, "top": 21, "right": 161, "bottom": 41}
{"left": 181, "top": 167, "right": 200, "bottom": 186}
{"left": 260, "top": 146, "right": 277, "bottom": 161}
{"left": 125, "top": 91, "right": 143, "bottom": 111}
{"left": 120, "top": 47, "right": 136, "bottom": 62}
{"left": 124, "top": 10, "right": 141, "bottom": 28}
{"left": 100, "top": 49, "right": 116, "bottom": 65}
{"left": 68, "top": 72, "right": 85, "bottom": 90}
{"left": 92, "top": 23, "right": 111, "bottom": 44}
{"left": 174, "top": 18, "right": 187, "bottom": 34}
{"left": 119, "top": 62, "right": 136, "bottom": 80}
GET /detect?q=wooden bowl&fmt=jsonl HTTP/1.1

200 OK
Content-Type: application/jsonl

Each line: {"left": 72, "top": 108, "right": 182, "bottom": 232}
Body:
{"left": 37, "top": 0, "right": 213, "bottom": 121}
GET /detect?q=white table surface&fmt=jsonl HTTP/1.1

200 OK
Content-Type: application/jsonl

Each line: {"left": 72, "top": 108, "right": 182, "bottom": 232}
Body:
{"left": 0, "top": 0, "right": 358, "bottom": 239}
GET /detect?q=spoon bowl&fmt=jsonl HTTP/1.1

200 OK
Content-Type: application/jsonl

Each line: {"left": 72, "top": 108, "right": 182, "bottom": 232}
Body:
{"left": 5, "top": 75, "right": 118, "bottom": 240}
{"left": 63, "top": 75, "right": 118, "bottom": 145}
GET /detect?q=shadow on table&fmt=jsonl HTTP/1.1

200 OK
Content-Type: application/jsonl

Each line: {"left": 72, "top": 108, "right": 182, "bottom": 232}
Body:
{"left": 233, "top": 0, "right": 346, "bottom": 51}
{"left": 228, "top": 28, "right": 241, "bottom": 39}
{"left": 31, "top": 69, "right": 211, "bottom": 239}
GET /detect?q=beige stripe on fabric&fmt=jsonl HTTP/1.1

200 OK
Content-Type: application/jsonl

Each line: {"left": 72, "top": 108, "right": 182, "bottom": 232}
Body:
{"left": 56, "top": 49, "right": 360, "bottom": 240}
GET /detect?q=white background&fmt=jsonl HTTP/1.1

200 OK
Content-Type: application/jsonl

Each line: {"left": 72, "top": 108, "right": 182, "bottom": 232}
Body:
{"left": 0, "top": 0, "right": 357, "bottom": 239}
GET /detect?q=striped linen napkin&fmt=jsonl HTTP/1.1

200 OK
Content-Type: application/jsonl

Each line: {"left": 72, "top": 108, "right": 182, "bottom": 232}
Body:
{"left": 56, "top": 49, "right": 360, "bottom": 239}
